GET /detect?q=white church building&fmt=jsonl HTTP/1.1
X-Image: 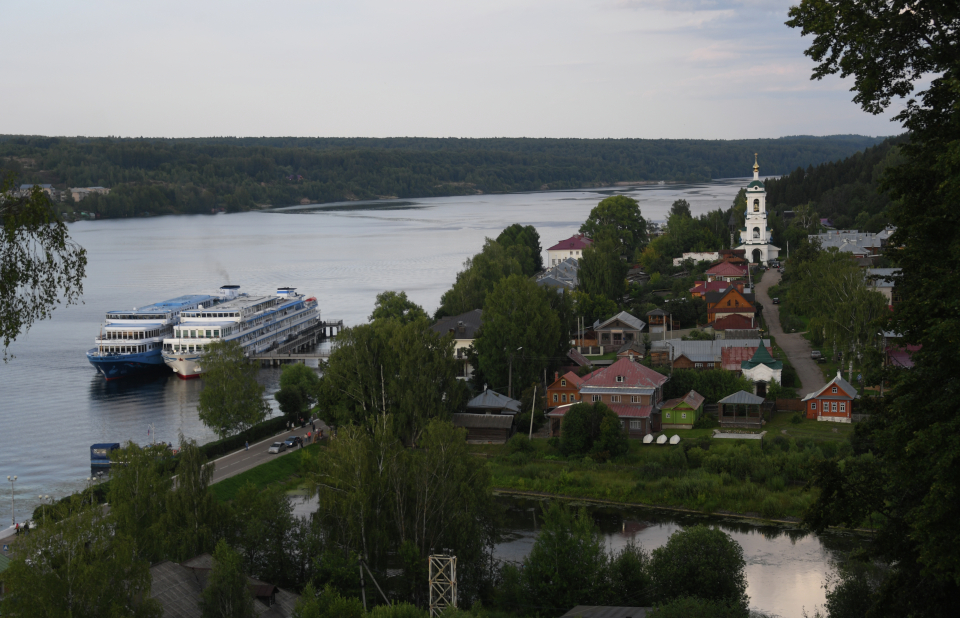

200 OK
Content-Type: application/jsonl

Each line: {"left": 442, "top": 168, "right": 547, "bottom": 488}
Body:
{"left": 736, "top": 155, "right": 781, "bottom": 264}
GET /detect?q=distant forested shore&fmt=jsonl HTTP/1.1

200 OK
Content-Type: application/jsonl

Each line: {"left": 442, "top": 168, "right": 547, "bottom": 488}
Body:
{"left": 0, "top": 134, "right": 889, "bottom": 219}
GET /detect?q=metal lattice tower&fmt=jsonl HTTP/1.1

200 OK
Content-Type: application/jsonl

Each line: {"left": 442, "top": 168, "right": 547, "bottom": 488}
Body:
{"left": 428, "top": 554, "right": 457, "bottom": 617}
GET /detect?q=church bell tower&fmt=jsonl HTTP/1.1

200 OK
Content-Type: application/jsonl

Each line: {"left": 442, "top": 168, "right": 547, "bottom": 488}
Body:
{"left": 736, "top": 154, "right": 780, "bottom": 264}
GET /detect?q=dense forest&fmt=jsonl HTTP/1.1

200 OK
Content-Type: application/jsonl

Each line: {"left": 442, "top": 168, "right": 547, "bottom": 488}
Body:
{"left": 765, "top": 135, "right": 905, "bottom": 232}
{"left": 0, "top": 134, "right": 886, "bottom": 219}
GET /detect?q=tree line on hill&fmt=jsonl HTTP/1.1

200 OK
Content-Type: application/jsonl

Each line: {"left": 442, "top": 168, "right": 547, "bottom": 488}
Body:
{"left": 0, "top": 134, "right": 885, "bottom": 218}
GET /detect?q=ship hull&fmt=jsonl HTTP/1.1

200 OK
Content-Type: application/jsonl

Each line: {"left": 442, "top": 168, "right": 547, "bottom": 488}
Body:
{"left": 162, "top": 354, "right": 204, "bottom": 379}
{"left": 87, "top": 348, "right": 167, "bottom": 380}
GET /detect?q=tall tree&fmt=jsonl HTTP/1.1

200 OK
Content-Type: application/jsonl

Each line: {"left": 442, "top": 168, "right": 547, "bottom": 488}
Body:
{"left": 648, "top": 525, "right": 748, "bottom": 611}
{"left": 788, "top": 2, "right": 960, "bottom": 614}
{"left": 198, "top": 339, "right": 270, "bottom": 438}
{"left": 316, "top": 318, "right": 465, "bottom": 445}
{"left": 107, "top": 442, "right": 172, "bottom": 562}
{"left": 200, "top": 540, "right": 256, "bottom": 618}
{"left": 162, "top": 436, "right": 220, "bottom": 561}
{"left": 791, "top": 248, "right": 888, "bottom": 381}
{"left": 1, "top": 176, "right": 87, "bottom": 359}
{"left": 496, "top": 223, "right": 544, "bottom": 275}
{"left": 274, "top": 362, "right": 321, "bottom": 421}
{"left": 670, "top": 199, "right": 692, "bottom": 219}
{"left": 0, "top": 496, "right": 162, "bottom": 618}
{"left": 436, "top": 239, "right": 523, "bottom": 317}
{"left": 578, "top": 236, "right": 629, "bottom": 302}
{"left": 474, "top": 274, "right": 561, "bottom": 397}
{"left": 369, "top": 290, "right": 428, "bottom": 324}
{"left": 580, "top": 195, "right": 648, "bottom": 259}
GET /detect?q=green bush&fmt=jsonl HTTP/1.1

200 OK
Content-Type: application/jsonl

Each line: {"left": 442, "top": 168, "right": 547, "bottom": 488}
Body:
{"left": 505, "top": 434, "right": 534, "bottom": 455}
{"left": 200, "top": 415, "right": 290, "bottom": 460}
{"left": 791, "top": 413, "right": 804, "bottom": 424}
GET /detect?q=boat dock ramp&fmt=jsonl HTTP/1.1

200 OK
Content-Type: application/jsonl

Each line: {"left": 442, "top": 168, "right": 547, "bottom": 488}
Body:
{"left": 253, "top": 319, "right": 343, "bottom": 366}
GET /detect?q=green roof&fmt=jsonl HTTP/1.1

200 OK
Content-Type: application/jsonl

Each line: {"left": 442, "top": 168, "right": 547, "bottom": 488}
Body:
{"left": 747, "top": 180, "right": 765, "bottom": 189}
{"left": 741, "top": 346, "right": 783, "bottom": 370}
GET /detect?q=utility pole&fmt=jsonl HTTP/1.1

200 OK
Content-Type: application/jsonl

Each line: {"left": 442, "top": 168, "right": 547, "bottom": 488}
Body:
{"left": 358, "top": 556, "right": 367, "bottom": 611}
{"left": 528, "top": 386, "right": 537, "bottom": 439}
{"left": 508, "top": 346, "right": 522, "bottom": 399}
{"left": 7, "top": 475, "right": 16, "bottom": 526}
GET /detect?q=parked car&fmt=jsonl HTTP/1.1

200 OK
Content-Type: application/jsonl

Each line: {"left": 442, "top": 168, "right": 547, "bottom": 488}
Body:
{"left": 810, "top": 350, "right": 822, "bottom": 360}
{"left": 284, "top": 436, "right": 302, "bottom": 449}
{"left": 268, "top": 442, "right": 286, "bottom": 454}
{"left": 772, "top": 297, "right": 780, "bottom": 304}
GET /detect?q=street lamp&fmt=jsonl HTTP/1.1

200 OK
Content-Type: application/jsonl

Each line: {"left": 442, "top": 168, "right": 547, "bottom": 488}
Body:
{"left": 7, "top": 475, "right": 16, "bottom": 526}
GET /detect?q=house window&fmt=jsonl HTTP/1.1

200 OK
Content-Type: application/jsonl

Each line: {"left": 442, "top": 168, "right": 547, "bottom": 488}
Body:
{"left": 553, "top": 394, "right": 558, "bottom": 403}
{"left": 592, "top": 395, "right": 601, "bottom": 402}
{"left": 811, "top": 402, "right": 817, "bottom": 410}
{"left": 681, "top": 412, "right": 687, "bottom": 419}
{"left": 616, "top": 376, "right": 624, "bottom": 383}
{"left": 831, "top": 402, "right": 838, "bottom": 412}
{"left": 630, "top": 420, "right": 642, "bottom": 429}
{"left": 631, "top": 396, "right": 641, "bottom": 403}
{"left": 695, "top": 363, "right": 703, "bottom": 368}
{"left": 619, "top": 420, "right": 625, "bottom": 428}
{"left": 561, "top": 380, "right": 566, "bottom": 386}
{"left": 665, "top": 412, "right": 671, "bottom": 418}
{"left": 561, "top": 394, "right": 567, "bottom": 402}
{"left": 611, "top": 396, "right": 621, "bottom": 403}
{"left": 832, "top": 386, "right": 838, "bottom": 393}
{"left": 839, "top": 402, "right": 846, "bottom": 413}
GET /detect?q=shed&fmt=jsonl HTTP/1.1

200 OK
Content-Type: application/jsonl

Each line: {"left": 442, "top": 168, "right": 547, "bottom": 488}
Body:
{"left": 660, "top": 390, "right": 705, "bottom": 429}
{"left": 465, "top": 389, "right": 521, "bottom": 415}
{"left": 452, "top": 413, "right": 514, "bottom": 444}
{"left": 717, "top": 390, "right": 765, "bottom": 429}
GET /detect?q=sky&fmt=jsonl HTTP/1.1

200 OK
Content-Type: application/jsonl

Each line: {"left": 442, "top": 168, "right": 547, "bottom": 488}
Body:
{"left": 1, "top": 0, "right": 901, "bottom": 139}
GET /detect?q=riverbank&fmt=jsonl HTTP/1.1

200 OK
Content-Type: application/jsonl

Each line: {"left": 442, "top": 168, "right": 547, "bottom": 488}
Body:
{"left": 477, "top": 412, "right": 854, "bottom": 521}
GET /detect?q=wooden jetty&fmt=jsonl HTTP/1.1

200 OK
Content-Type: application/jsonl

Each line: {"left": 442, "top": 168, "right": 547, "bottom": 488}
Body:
{"left": 253, "top": 319, "right": 343, "bottom": 366}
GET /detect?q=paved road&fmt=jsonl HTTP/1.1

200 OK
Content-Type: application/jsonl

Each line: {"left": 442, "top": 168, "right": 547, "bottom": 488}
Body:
{"left": 208, "top": 420, "right": 328, "bottom": 484}
{"left": 0, "top": 419, "right": 330, "bottom": 544}
{"left": 755, "top": 271, "right": 825, "bottom": 396}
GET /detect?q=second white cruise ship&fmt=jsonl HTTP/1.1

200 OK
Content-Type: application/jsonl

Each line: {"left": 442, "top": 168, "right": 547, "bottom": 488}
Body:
{"left": 161, "top": 285, "right": 319, "bottom": 379}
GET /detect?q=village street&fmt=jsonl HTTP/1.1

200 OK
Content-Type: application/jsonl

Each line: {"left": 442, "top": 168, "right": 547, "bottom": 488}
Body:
{"left": 754, "top": 270, "right": 825, "bottom": 397}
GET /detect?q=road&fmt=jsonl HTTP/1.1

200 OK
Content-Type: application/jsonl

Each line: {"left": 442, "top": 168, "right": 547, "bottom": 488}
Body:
{"left": 0, "top": 419, "right": 330, "bottom": 545}
{"left": 754, "top": 270, "right": 825, "bottom": 396}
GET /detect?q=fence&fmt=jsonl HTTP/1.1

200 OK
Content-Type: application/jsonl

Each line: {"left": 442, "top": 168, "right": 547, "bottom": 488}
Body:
{"left": 776, "top": 398, "right": 805, "bottom": 412}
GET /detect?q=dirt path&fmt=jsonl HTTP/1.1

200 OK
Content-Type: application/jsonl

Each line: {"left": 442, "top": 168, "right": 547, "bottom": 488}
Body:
{"left": 754, "top": 271, "right": 825, "bottom": 396}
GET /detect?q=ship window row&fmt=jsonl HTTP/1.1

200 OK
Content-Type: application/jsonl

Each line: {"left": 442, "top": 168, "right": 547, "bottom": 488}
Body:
{"left": 174, "top": 329, "right": 221, "bottom": 338}
{"left": 167, "top": 344, "right": 207, "bottom": 353}
{"left": 100, "top": 343, "right": 158, "bottom": 354}
{"left": 104, "top": 328, "right": 167, "bottom": 340}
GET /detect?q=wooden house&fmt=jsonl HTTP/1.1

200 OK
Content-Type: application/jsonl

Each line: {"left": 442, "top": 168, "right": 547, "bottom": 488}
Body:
{"left": 452, "top": 413, "right": 514, "bottom": 443}
{"left": 465, "top": 388, "right": 521, "bottom": 415}
{"left": 547, "top": 371, "right": 587, "bottom": 407}
{"left": 577, "top": 357, "right": 668, "bottom": 438}
{"left": 704, "top": 287, "right": 756, "bottom": 324}
{"left": 660, "top": 390, "right": 705, "bottom": 429}
{"left": 802, "top": 372, "right": 858, "bottom": 423}
{"left": 593, "top": 311, "right": 646, "bottom": 351}
{"left": 705, "top": 261, "right": 747, "bottom": 282}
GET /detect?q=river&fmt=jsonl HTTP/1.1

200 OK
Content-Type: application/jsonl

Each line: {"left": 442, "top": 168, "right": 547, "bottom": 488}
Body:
{"left": 1, "top": 179, "right": 854, "bottom": 615}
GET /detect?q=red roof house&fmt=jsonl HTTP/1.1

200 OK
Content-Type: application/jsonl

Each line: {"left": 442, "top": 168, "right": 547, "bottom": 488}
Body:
{"left": 720, "top": 346, "right": 772, "bottom": 371}
{"left": 802, "top": 371, "right": 859, "bottom": 422}
{"left": 705, "top": 261, "right": 748, "bottom": 281}
{"left": 578, "top": 358, "right": 669, "bottom": 437}
{"left": 690, "top": 280, "right": 732, "bottom": 299}
{"left": 547, "top": 234, "right": 593, "bottom": 266}
{"left": 712, "top": 314, "right": 756, "bottom": 331}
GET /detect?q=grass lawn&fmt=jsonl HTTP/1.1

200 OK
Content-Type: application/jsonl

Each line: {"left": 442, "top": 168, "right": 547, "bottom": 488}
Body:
{"left": 765, "top": 410, "right": 854, "bottom": 442}
{"left": 585, "top": 352, "right": 619, "bottom": 361}
{"left": 210, "top": 442, "right": 323, "bottom": 502}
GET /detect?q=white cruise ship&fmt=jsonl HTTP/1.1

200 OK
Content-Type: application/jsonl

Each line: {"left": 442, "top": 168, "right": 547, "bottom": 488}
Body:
{"left": 161, "top": 285, "right": 320, "bottom": 379}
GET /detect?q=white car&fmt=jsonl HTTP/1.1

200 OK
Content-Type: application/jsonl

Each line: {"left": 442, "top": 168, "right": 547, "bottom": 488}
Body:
{"left": 268, "top": 442, "right": 286, "bottom": 454}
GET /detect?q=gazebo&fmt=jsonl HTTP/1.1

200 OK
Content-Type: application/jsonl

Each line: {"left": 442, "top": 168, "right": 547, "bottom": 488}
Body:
{"left": 717, "top": 390, "right": 766, "bottom": 429}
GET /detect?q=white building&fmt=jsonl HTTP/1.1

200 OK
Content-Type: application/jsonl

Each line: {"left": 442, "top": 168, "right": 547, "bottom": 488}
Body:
{"left": 70, "top": 186, "right": 111, "bottom": 202}
{"left": 673, "top": 252, "right": 721, "bottom": 266}
{"left": 735, "top": 156, "right": 780, "bottom": 264}
{"left": 547, "top": 234, "right": 592, "bottom": 266}
{"left": 430, "top": 309, "right": 482, "bottom": 379}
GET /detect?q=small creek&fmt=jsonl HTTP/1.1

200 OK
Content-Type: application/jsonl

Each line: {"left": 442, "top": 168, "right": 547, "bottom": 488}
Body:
{"left": 288, "top": 493, "right": 864, "bottom": 618}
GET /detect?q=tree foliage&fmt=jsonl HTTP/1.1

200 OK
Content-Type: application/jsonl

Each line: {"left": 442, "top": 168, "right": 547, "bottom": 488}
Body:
{"left": 198, "top": 339, "right": 271, "bottom": 438}
{"left": 0, "top": 496, "right": 162, "bottom": 618}
{"left": 369, "top": 291, "right": 428, "bottom": 324}
{"left": 788, "top": 1, "right": 960, "bottom": 614}
{"left": 107, "top": 442, "right": 173, "bottom": 563}
{"left": 200, "top": 540, "right": 256, "bottom": 618}
{"left": 580, "top": 195, "right": 648, "bottom": 259}
{"left": 559, "top": 402, "right": 629, "bottom": 460}
{"left": 649, "top": 525, "right": 748, "bottom": 612}
{"left": 496, "top": 223, "right": 543, "bottom": 275}
{"left": 274, "top": 362, "right": 321, "bottom": 420}
{"left": 436, "top": 239, "right": 523, "bottom": 318}
{"left": 0, "top": 175, "right": 87, "bottom": 358}
{"left": 316, "top": 317, "right": 465, "bottom": 445}
{"left": 578, "top": 236, "right": 628, "bottom": 302}
{"left": 474, "top": 274, "right": 561, "bottom": 396}
{"left": 661, "top": 369, "right": 754, "bottom": 404}
{"left": 0, "top": 135, "right": 885, "bottom": 219}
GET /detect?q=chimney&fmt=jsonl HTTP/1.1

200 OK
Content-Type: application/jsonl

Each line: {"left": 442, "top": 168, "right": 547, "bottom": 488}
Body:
{"left": 555, "top": 372, "right": 559, "bottom": 381}
{"left": 836, "top": 370, "right": 842, "bottom": 380}
{"left": 458, "top": 321, "right": 465, "bottom": 334}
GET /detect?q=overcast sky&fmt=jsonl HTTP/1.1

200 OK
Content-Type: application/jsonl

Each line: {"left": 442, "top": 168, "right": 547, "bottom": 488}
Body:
{"left": 1, "top": 0, "right": 900, "bottom": 139}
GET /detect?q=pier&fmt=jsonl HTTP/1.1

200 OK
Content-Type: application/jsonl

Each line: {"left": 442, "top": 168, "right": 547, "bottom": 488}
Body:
{"left": 253, "top": 319, "right": 343, "bottom": 366}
